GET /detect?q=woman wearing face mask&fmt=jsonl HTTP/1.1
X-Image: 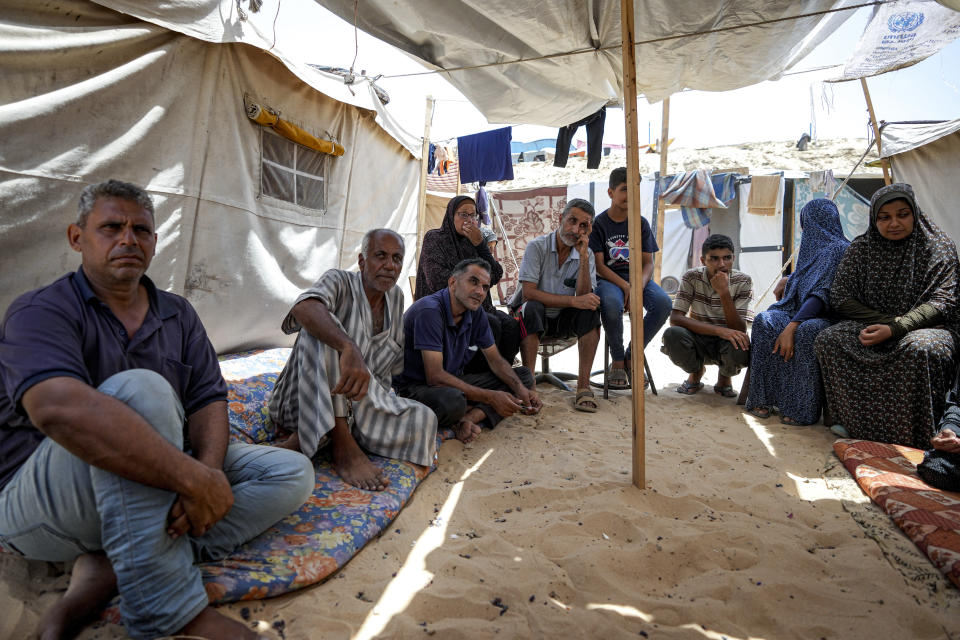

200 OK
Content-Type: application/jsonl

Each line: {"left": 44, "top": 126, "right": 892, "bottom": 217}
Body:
{"left": 415, "top": 195, "right": 521, "bottom": 371}
{"left": 814, "top": 184, "right": 959, "bottom": 447}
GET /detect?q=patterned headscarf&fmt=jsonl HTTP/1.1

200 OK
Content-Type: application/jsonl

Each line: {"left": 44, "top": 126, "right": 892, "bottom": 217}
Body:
{"left": 769, "top": 198, "right": 849, "bottom": 315}
{"left": 830, "top": 183, "right": 959, "bottom": 334}
{"left": 414, "top": 195, "right": 488, "bottom": 303}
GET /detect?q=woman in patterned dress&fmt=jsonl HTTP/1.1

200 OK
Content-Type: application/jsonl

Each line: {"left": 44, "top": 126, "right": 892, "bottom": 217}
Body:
{"left": 746, "top": 199, "right": 849, "bottom": 425}
{"left": 813, "top": 183, "right": 959, "bottom": 447}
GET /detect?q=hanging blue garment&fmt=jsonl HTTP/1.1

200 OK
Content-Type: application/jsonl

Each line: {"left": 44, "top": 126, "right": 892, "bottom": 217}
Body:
{"left": 427, "top": 143, "right": 436, "bottom": 174}
{"left": 475, "top": 183, "right": 489, "bottom": 225}
{"left": 457, "top": 127, "right": 513, "bottom": 183}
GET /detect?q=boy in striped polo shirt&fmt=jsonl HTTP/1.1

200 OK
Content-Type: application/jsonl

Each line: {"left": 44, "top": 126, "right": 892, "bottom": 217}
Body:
{"left": 661, "top": 234, "right": 753, "bottom": 397}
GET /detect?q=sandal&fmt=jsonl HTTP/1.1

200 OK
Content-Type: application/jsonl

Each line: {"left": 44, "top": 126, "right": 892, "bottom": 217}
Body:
{"left": 676, "top": 380, "right": 704, "bottom": 395}
{"left": 607, "top": 366, "right": 629, "bottom": 390}
{"left": 780, "top": 415, "right": 801, "bottom": 426}
{"left": 713, "top": 385, "right": 737, "bottom": 398}
{"left": 575, "top": 389, "right": 598, "bottom": 413}
{"left": 747, "top": 406, "right": 772, "bottom": 419}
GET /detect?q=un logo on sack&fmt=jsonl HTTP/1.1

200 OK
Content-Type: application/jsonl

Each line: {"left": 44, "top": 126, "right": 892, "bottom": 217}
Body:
{"left": 888, "top": 11, "right": 924, "bottom": 32}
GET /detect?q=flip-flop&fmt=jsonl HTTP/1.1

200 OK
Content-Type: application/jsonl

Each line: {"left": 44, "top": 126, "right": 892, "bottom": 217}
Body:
{"left": 780, "top": 415, "right": 801, "bottom": 426}
{"left": 713, "top": 385, "right": 737, "bottom": 398}
{"left": 675, "top": 380, "right": 704, "bottom": 395}
{"left": 575, "top": 389, "right": 599, "bottom": 413}
{"left": 606, "top": 366, "right": 630, "bottom": 390}
{"left": 747, "top": 406, "right": 772, "bottom": 419}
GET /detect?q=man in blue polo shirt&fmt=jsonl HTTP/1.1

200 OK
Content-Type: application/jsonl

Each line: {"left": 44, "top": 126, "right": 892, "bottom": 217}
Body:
{"left": 395, "top": 258, "right": 541, "bottom": 443}
{"left": 0, "top": 180, "right": 313, "bottom": 640}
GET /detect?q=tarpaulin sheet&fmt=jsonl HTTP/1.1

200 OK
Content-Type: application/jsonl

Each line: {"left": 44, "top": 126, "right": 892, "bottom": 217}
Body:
{"left": 0, "top": 0, "right": 420, "bottom": 353}
{"left": 317, "top": 0, "right": 861, "bottom": 126}
{"left": 831, "top": 0, "right": 960, "bottom": 81}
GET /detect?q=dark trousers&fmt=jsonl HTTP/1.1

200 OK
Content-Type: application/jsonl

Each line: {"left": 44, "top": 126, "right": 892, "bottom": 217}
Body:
{"left": 463, "top": 309, "right": 522, "bottom": 374}
{"left": 660, "top": 326, "right": 749, "bottom": 378}
{"left": 397, "top": 367, "right": 534, "bottom": 429}
{"left": 517, "top": 300, "right": 601, "bottom": 340}
{"left": 553, "top": 107, "right": 606, "bottom": 169}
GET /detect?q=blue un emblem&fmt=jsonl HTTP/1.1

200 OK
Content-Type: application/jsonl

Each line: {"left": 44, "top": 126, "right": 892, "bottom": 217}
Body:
{"left": 887, "top": 11, "right": 924, "bottom": 32}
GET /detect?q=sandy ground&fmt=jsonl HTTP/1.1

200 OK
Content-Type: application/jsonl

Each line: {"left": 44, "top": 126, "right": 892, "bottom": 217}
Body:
{"left": 495, "top": 138, "right": 882, "bottom": 191}
{"left": 2, "top": 321, "right": 958, "bottom": 640}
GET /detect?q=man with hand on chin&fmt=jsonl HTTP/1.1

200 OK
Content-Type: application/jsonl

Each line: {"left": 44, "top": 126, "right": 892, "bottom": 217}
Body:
{"left": 396, "top": 258, "right": 540, "bottom": 444}
{"left": 511, "top": 198, "right": 602, "bottom": 412}
{"left": 661, "top": 233, "right": 753, "bottom": 398}
{"left": 0, "top": 180, "right": 313, "bottom": 640}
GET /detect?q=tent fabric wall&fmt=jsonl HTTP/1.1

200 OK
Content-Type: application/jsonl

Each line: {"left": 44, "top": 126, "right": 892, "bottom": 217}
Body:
{"left": 317, "top": 0, "right": 860, "bottom": 126}
{"left": 886, "top": 129, "right": 960, "bottom": 244}
{"left": 0, "top": 0, "right": 420, "bottom": 353}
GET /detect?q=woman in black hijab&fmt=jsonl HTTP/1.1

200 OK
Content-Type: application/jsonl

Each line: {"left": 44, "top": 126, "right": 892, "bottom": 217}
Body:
{"left": 415, "top": 195, "right": 520, "bottom": 370}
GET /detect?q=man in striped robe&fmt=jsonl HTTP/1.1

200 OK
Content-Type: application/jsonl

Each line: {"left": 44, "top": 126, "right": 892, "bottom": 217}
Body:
{"left": 269, "top": 229, "right": 437, "bottom": 491}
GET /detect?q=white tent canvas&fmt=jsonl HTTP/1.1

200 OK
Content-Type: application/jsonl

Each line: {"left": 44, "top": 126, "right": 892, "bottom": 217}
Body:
{"left": 0, "top": 0, "right": 421, "bottom": 353}
{"left": 881, "top": 118, "right": 960, "bottom": 243}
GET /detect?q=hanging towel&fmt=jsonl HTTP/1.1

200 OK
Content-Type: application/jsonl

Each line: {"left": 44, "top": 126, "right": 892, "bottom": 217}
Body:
{"left": 747, "top": 175, "right": 783, "bottom": 215}
{"left": 457, "top": 127, "right": 513, "bottom": 183}
{"left": 554, "top": 107, "right": 606, "bottom": 169}
{"left": 659, "top": 169, "right": 727, "bottom": 229}
{"left": 426, "top": 158, "right": 460, "bottom": 193}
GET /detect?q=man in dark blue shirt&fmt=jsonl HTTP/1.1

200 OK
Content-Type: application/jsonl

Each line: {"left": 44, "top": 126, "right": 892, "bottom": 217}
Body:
{"left": 589, "top": 167, "right": 672, "bottom": 389}
{"left": 396, "top": 258, "right": 541, "bottom": 443}
{"left": 0, "top": 180, "right": 312, "bottom": 640}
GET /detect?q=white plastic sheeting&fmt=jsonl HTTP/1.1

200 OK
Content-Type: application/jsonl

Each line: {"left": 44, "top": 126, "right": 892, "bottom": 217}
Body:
{"left": 832, "top": 0, "right": 960, "bottom": 81}
{"left": 317, "top": 0, "right": 861, "bottom": 126}
{"left": 0, "top": 0, "right": 420, "bottom": 353}
{"left": 882, "top": 120, "right": 960, "bottom": 244}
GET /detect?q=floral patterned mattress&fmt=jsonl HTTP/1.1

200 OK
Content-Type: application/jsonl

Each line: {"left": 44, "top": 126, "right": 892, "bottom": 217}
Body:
{"left": 833, "top": 439, "right": 960, "bottom": 589}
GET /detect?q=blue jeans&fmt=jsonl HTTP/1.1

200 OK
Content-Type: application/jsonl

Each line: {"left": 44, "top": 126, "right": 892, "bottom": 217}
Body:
{"left": 0, "top": 369, "right": 314, "bottom": 639}
{"left": 596, "top": 278, "right": 672, "bottom": 362}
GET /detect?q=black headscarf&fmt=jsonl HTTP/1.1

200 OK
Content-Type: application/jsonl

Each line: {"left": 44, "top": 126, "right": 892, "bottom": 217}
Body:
{"left": 830, "top": 183, "right": 959, "bottom": 335}
{"left": 414, "top": 195, "right": 503, "bottom": 311}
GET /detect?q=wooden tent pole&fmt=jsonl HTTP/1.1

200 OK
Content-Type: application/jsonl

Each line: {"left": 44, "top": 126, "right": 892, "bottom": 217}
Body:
{"left": 860, "top": 78, "right": 891, "bottom": 185}
{"left": 621, "top": 0, "right": 645, "bottom": 490}
{"left": 416, "top": 96, "right": 435, "bottom": 265}
{"left": 653, "top": 98, "right": 670, "bottom": 282}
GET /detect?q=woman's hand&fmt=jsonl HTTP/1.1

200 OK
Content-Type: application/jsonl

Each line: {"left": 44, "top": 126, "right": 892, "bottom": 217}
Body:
{"left": 859, "top": 324, "right": 893, "bottom": 346}
{"left": 461, "top": 218, "right": 483, "bottom": 246}
{"left": 931, "top": 428, "right": 960, "bottom": 453}
{"left": 772, "top": 322, "right": 799, "bottom": 361}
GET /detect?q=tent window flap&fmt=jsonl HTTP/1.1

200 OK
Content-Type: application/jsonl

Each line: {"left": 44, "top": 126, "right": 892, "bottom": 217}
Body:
{"left": 260, "top": 130, "right": 327, "bottom": 212}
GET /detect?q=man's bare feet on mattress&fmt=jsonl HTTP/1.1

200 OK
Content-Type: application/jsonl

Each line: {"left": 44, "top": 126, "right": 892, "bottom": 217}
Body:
{"left": 276, "top": 431, "right": 302, "bottom": 451}
{"left": 454, "top": 418, "right": 482, "bottom": 443}
{"left": 331, "top": 418, "right": 390, "bottom": 491}
{"left": 39, "top": 552, "right": 117, "bottom": 640}
{"left": 178, "top": 606, "right": 266, "bottom": 639}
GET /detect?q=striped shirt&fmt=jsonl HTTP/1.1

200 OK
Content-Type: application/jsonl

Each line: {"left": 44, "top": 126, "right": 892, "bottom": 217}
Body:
{"left": 673, "top": 266, "right": 754, "bottom": 325}
{"left": 269, "top": 269, "right": 437, "bottom": 466}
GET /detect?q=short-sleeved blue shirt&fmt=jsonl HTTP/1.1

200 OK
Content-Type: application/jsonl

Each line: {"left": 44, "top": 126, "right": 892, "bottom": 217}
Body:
{"left": 396, "top": 288, "right": 494, "bottom": 386}
{"left": 588, "top": 209, "right": 658, "bottom": 283}
{"left": 0, "top": 268, "right": 227, "bottom": 490}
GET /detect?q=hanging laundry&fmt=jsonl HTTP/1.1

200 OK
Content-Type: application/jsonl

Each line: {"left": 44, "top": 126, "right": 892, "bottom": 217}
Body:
{"left": 427, "top": 143, "right": 436, "bottom": 174}
{"left": 457, "top": 127, "right": 513, "bottom": 183}
{"left": 475, "top": 182, "right": 490, "bottom": 224}
{"left": 747, "top": 175, "right": 784, "bottom": 216}
{"left": 659, "top": 169, "right": 727, "bottom": 229}
{"left": 554, "top": 107, "right": 606, "bottom": 169}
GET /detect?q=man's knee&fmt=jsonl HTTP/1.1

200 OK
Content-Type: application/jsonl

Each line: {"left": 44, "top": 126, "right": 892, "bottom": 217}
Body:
{"left": 515, "top": 366, "right": 535, "bottom": 389}
{"left": 97, "top": 369, "right": 185, "bottom": 445}
{"left": 643, "top": 282, "right": 672, "bottom": 321}
{"left": 662, "top": 326, "right": 693, "bottom": 350}
{"left": 238, "top": 445, "right": 315, "bottom": 513}
{"left": 431, "top": 388, "right": 468, "bottom": 427}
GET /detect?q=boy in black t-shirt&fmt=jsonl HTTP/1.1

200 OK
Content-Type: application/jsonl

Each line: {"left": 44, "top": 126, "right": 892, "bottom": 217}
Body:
{"left": 589, "top": 167, "right": 672, "bottom": 389}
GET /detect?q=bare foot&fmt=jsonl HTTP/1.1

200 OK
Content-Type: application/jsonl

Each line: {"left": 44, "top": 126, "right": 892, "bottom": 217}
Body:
{"left": 275, "top": 431, "right": 301, "bottom": 451}
{"left": 38, "top": 553, "right": 118, "bottom": 640}
{"left": 687, "top": 366, "right": 706, "bottom": 385}
{"left": 331, "top": 428, "right": 389, "bottom": 491}
{"left": 454, "top": 418, "right": 482, "bottom": 443}
{"left": 178, "top": 606, "right": 262, "bottom": 640}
